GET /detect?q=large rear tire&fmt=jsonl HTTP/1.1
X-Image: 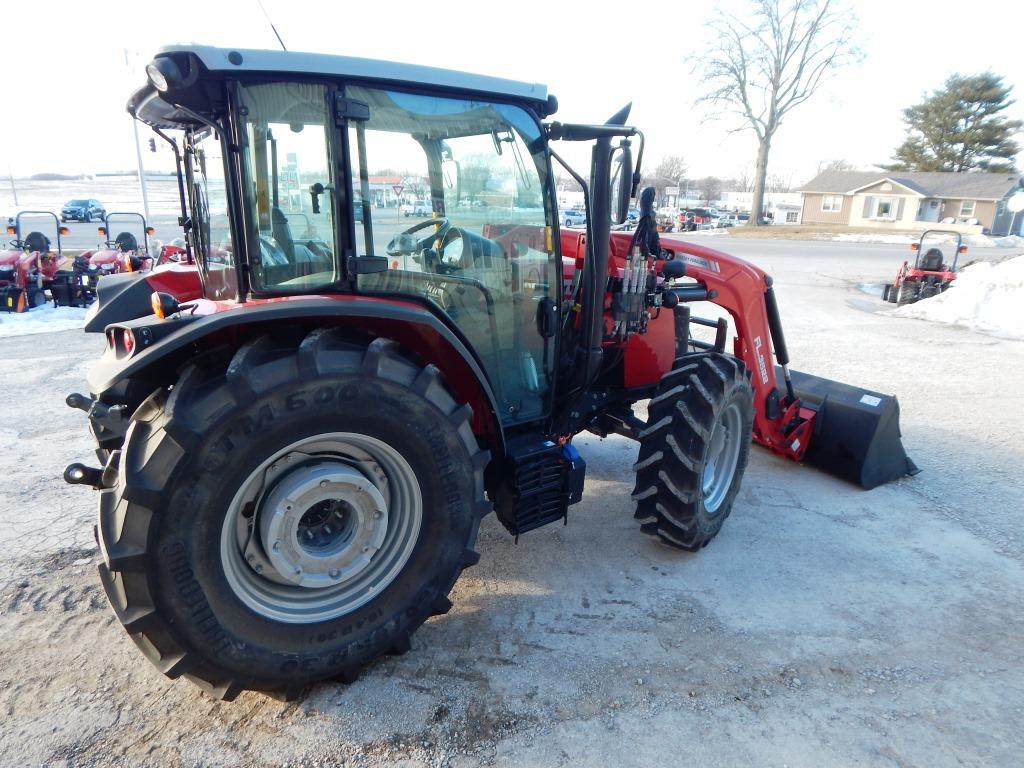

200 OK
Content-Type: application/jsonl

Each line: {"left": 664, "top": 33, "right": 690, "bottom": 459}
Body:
{"left": 632, "top": 353, "right": 754, "bottom": 550}
{"left": 96, "top": 331, "right": 490, "bottom": 700}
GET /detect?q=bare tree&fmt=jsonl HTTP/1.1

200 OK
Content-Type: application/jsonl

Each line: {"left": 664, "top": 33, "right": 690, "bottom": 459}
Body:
{"left": 695, "top": 0, "right": 860, "bottom": 225}
{"left": 642, "top": 155, "right": 688, "bottom": 201}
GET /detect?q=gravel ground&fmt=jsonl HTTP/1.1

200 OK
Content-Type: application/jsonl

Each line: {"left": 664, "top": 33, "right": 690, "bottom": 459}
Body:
{"left": 1, "top": 241, "right": 1022, "bottom": 767}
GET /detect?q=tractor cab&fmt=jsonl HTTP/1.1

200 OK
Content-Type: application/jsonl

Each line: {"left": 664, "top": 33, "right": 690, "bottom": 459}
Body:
{"left": 1, "top": 211, "right": 68, "bottom": 311}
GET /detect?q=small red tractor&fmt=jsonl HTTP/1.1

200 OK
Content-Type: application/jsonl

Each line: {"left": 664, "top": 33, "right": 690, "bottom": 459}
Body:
{"left": 75, "top": 212, "right": 158, "bottom": 296}
{"left": 885, "top": 229, "right": 966, "bottom": 305}
{"left": 64, "top": 46, "right": 916, "bottom": 701}
{"left": 0, "top": 211, "right": 67, "bottom": 311}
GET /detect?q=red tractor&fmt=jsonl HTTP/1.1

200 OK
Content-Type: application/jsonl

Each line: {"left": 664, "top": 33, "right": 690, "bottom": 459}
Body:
{"left": 64, "top": 46, "right": 916, "bottom": 701}
{"left": 75, "top": 212, "right": 159, "bottom": 297}
{"left": 1, "top": 211, "right": 67, "bottom": 311}
{"left": 885, "top": 229, "right": 966, "bottom": 305}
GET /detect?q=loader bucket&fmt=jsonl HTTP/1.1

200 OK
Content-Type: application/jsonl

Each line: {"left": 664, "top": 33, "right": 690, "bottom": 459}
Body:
{"left": 785, "top": 368, "right": 919, "bottom": 490}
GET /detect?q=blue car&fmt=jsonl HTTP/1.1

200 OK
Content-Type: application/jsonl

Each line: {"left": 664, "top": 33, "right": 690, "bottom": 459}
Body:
{"left": 61, "top": 199, "right": 106, "bottom": 223}
{"left": 562, "top": 208, "right": 587, "bottom": 227}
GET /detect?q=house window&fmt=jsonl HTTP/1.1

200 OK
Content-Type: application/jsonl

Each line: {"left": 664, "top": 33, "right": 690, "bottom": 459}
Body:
{"left": 786, "top": 211, "right": 798, "bottom": 223}
{"left": 821, "top": 195, "right": 842, "bottom": 212}
{"left": 959, "top": 200, "right": 976, "bottom": 217}
{"left": 874, "top": 197, "right": 897, "bottom": 219}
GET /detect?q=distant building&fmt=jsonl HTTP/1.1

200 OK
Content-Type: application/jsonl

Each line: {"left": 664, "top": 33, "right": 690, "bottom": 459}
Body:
{"left": 724, "top": 192, "right": 803, "bottom": 224}
{"left": 797, "top": 171, "right": 1024, "bottom": 235}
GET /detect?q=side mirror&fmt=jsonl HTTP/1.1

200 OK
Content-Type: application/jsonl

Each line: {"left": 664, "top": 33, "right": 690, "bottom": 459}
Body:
{"left": 609, "top": 143, "right": 633, "bottom": 225}
{"left": 309, "top": 183, "right": 325, "bottom": 215}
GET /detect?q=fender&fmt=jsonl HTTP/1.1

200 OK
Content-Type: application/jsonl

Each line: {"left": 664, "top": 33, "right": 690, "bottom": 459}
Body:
{"left": 84, "top": 264, "right": 204, "bottom": 332}
{"left": 89, "top": 294, "right": 505, "bottom": 451}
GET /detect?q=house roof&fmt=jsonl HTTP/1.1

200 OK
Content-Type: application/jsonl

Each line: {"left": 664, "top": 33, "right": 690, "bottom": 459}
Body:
{"left": 798, "top": 170, "right": 1022, "bottom": 200}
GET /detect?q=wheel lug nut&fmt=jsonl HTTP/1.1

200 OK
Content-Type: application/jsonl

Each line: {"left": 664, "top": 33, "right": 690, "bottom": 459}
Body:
{"left": 319, "top": 480, "right": 328, "bottom": 488}
{"left": 329, "top": 568, "right": 340, "bottom": 579}
{"left": 273, "top": 541, "right": 281, "bottom": 551}
{"left": 374, "top": 511, "right": 383, "bottom": 519}
{"left": 294, "top": 567, "right": 302, "bottom": 575}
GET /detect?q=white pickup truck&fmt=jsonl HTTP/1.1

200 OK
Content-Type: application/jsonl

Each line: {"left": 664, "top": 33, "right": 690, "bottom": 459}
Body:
{"left": 401, "top": 200, "right": 432, "bottom": 217}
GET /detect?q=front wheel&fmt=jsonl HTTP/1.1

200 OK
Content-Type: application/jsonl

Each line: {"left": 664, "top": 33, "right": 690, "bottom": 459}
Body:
{"left": 96, "top": 331, "right": 490, "bottom": 700}
{"left": 632, "top": 353, "right": 754, "bottom": 550}
{"left": 896, "top": 280, "right": 918, "bottom": 305}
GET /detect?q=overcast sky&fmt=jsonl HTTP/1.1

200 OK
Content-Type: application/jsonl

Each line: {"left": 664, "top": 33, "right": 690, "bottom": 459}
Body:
{"left": 0, "top": 0, "right": 1021, "bottom": 185}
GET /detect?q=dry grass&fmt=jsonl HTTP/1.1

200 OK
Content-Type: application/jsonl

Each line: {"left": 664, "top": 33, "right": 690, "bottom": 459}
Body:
{"left": 723, "top": 224, "right": 920, "bottom": 240}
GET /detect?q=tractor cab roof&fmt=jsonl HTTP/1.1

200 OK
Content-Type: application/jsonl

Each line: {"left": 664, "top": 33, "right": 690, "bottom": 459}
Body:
{"left": 128, "top": 45, "right": 552, "bottom": 130}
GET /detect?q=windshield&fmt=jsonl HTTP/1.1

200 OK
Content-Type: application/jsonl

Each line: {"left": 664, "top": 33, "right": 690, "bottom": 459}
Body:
{"left": 185, "top": 128, "right": 236, "bottom": 300}
{"left": 349, "top": 86, "right": 556, "bottom": 424}
{"left": 68, "top": 200, "right": 88, "bottom": 206}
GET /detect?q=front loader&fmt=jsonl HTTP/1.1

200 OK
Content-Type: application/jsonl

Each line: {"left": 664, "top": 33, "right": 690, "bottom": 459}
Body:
{"left": 63, "top": 45, "right": 915, "bottom": 701}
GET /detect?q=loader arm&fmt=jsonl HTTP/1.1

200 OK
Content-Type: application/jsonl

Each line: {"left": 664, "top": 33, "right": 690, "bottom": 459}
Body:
{"left": 638, "top": 235, "right": 814, "bottom": 462}
{"left": 612, "top": 232, "right": 916, "bottom": 489}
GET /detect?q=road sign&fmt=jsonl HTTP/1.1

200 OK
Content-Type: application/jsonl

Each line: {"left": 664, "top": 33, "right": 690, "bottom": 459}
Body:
{"left": 392, "top": 184, "right": 404, "bottom": 197}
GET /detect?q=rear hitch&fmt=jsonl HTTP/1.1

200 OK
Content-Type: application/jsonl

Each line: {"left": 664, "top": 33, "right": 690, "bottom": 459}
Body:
{"left": 66, "top": 392, "right": 93, "bottom": 412}
{"left": 64, "top": 463, "right": 104, "bottom": 488}
{"left": 64, "top": 450, "right": 121, "bottom": 490}
{"left": 66, "top": 391, "right": 130, "bottom": 446}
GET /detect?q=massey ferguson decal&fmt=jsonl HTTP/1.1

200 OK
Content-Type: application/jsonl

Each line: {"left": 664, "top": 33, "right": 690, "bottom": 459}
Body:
{"left": 678, "top": 253, "right": 721, "bottom": 273}
{"left": 753, "top": 335, "right": 770, "bottom": 384}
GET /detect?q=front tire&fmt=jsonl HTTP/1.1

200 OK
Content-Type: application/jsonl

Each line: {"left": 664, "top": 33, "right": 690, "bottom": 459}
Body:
{"left": 896, "top": 280, "right": 918, "bottom": 305}
{"left": 96, "top": 331, "right": 490, "bottom": 700}
{"left": 632, "top": 353, "right": 754, "bottom": 550}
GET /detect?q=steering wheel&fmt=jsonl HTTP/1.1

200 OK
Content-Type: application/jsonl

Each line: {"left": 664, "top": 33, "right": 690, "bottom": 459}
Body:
{"left": 386, "top": 217, "right": 451, "bottom": 257}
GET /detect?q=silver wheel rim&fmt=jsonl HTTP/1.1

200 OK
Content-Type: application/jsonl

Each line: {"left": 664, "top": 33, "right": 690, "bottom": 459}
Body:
{"left": 220, "top": 432, "right": 422, "bottom": 623}
{"left": 702, "top": 402, "right": 743, "bottom": 514}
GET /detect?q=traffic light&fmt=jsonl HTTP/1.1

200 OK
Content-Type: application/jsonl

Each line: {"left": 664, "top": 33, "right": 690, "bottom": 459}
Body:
{"left": 148, "top": 138, "right": 156, "bottom": 152}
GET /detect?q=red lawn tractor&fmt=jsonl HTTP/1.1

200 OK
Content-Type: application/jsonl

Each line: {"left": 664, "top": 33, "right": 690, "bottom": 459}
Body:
{"left": 885, "top": 229, "right": 966, "bottom": 305}
{"left": 75, "top": 212, "right": 158, "bottom": 297}
{"left": 64, "top": 46, "right": 916, "bottom": 701}
{"left": 1, "top": 211, "right": 67, "bottom": 311}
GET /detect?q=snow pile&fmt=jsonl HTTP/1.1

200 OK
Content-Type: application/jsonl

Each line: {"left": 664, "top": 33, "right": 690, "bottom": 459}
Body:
{"left": 0, "top": 306, "right": 88, "bottom": 337}
{"left": 833, "top": 233, "right": 915, "bottom": 244}
{"left": 965, "top": 234, "right": 1024, "bottom": 248}
{"left": 895, "top": 255, "right": 1024, "bottom": 339}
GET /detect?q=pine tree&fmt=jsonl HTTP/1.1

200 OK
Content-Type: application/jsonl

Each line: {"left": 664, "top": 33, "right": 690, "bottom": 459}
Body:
{"left": 886, "top": 73, "right": 1022, "bottom": 173}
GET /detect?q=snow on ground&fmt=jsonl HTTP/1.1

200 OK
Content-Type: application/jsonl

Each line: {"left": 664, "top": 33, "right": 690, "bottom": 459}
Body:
{"left": 896, "top": 255, "right": 1024, "bottom": 339}
{"left": 833, "top": 231, "right": 1024, "bottom": 248}
{"left": 0, "top": 305, "right": 88, "bottom": 337}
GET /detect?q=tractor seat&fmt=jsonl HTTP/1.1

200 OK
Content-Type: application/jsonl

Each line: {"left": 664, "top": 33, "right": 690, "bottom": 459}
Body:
{"left": 115, "top": 232, "right": 139, "bottom": 253}
{"left": 24, "top": 231, "right": 50, "bottom": 253}
{"left": 271, "top": 206, "right": 296, "bottom": 260}
{"left": 920, "top": 248, "right": 944, "bottom": 272}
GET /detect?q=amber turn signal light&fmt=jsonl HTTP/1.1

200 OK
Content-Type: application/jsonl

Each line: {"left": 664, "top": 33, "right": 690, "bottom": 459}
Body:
{"left": 151, "top": 291, "right": 179, "bottom": 319}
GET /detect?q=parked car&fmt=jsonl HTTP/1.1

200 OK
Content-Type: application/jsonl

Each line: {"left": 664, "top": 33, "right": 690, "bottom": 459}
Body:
{"left": 563, "top": 208, "right": 587, "bottom": 227}
{"left": 61, "top": 199, "right": 106, "bottom": 223}
{"left": 677, "top": 208, "right": 715, "bottom": 231}
{"left": 401, "top": 200, "right": 432, "bottom": 217}
{"left": 718, "top": 212, "right": 751, "bottom": 228}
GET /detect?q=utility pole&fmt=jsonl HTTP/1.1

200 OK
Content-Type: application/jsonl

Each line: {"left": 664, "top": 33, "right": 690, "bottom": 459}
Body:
{"left": 7, "top": 163, "right": 16, "bottom": 206}
{"left": 126, "top": 49, "right": 151, "bottom": 221}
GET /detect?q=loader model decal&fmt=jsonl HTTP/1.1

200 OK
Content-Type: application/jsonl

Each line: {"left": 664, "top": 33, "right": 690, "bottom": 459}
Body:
{"left": 753, "top": 335, "right": 770, "bottom": 385}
